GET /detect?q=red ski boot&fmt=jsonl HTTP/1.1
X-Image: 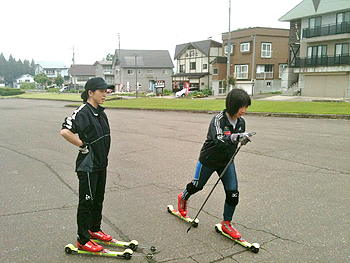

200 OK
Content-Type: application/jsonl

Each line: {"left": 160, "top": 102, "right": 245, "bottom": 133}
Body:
{"left": 77, "top": 240, "right": 103, "bottom": 252}
{"left": 178, "top": 193, "right": 188, "bottom": 217}
{"left": 221, "top": 220, "right": 241, "bottom": 239}
{"left": 89, "top": 230, "right": 112, "bottom": 242}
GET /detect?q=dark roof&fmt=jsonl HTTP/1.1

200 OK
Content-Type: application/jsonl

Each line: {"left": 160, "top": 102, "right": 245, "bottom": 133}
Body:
{"left": 113, "top": 50, "right": 174, "bottom": 69}
{"left": 172, "top": 72, "right": 209, "bottom": 79}
{"left": 68, "top": 64, "right": 95, "bottom": 75}
{"left": 174, "top": 39, "right": 222, "bottom": 59}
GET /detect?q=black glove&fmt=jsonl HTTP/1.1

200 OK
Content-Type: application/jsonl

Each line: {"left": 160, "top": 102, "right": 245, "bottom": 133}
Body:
{"left": 230, "top": 133, "right": 251, "bottom": 145}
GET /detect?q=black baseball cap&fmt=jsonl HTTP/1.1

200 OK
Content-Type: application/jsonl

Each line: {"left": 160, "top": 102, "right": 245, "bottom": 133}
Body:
{"left": 84, "top": 77, "right": 113, "bottom": 91}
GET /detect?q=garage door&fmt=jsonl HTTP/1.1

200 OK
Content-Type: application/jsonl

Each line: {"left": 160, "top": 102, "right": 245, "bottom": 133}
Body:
{"left": 304, "top": 74, "right": 348, "bottom": 97}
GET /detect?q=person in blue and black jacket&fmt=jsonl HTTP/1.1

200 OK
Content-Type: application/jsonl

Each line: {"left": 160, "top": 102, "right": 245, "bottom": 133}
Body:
{"left": 177, "top": 88, "right": 253, "bottom": 239}
{"left": 61, "top": 77, "right": 113, "bottom": 252}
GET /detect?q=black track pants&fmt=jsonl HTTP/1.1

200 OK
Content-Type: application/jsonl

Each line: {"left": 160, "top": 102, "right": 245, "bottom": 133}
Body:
{"left": 77, "top": 169, "right": 107, "bottom": 244}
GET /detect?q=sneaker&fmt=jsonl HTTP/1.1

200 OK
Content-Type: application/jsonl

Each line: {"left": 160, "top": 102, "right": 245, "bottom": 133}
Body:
{"left": 77, "top": 240, "right": 103, "bottom": 252}
{"left": 221, "top": 220, "right": 241, "bottom": 239}
{"left": 89, "top": 230, "right": 112, "bottom": 242}
{"left": 178, "top": 193, "right": 187, "bottom": 217}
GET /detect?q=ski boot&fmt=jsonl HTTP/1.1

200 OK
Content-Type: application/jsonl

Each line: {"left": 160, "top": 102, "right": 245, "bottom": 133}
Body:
{"left": 221, "top": 220, "right": 241, "bottom": 239}
{"left": 77, "top": 240, "right": 103, "bottom": 252}
{"left": 89, "top": 230, "right": 112, "bottom": 242}
{"left": 178, "top": 193, "right": 187, "bottom": 217}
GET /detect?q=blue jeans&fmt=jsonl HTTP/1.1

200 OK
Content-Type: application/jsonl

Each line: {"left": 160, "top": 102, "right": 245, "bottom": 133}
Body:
{"left": 183, "top": 161, "right": 238, "bottom": 221}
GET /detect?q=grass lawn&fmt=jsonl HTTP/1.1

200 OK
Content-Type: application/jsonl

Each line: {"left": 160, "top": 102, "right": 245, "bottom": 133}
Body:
{"left": 6, "top": 92, "right": 350, "bottom": 115}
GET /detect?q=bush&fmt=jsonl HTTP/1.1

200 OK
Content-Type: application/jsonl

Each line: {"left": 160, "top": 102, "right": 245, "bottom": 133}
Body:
{"left": 201, "top": 89, "right": 212, "bottom": 96}
{"left": 20, "top": 83, "right": 36, "bottom": 90}
{"left": 163, "top": 89, "right": 172, "bottom": 96}
{"left": 0, "top": 88, "right": 25, "bottom": 96}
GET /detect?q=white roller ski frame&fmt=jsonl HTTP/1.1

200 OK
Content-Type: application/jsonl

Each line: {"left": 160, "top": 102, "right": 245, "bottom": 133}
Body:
{"left": 215, "top": 223, "right": 260, "bottom": 253}
{"left": 167, "top": 205, "right": 199, "bottom": 227}
{"left": 64, "top": 243, "right": 133, "bottom": 259}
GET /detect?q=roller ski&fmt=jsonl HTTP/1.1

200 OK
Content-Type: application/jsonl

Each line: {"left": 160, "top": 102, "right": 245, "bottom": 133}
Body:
{"left": 92, "top": 238, "right": 157, "bottom": 260}
{"left": 215, "top": 222, "right": 260, "bottom": 253}
{"left": 167, "top": 194, "right": 199, "bottom": 226}
{"left": 64, "top": 243, "right": 133, "bottom": 259}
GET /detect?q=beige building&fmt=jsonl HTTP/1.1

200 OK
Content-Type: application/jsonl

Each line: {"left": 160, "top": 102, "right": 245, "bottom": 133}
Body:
{"left": 172, "top": 40, "right": 223, "bottom": 93}
{"left": 280, "top": 0, "right": 350, "bottom": 98}
{"left": 221, "top": 27, "right": 290, "bottom": 95}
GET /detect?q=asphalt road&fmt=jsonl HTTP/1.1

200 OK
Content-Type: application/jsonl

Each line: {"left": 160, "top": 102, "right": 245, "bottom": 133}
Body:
{"left": 1, "top": 99, "right": 349, "bottom": 263}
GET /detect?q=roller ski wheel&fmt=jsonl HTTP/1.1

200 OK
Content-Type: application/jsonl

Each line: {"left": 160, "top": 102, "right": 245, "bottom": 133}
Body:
{"left": 167, "top": 205, "right": 199, "bottom": 227}
{"left": 64, "top": 243, "right": 133, "bottom": 259}
{"left": 215, "top": 223, "right": 260, "bottom": 254}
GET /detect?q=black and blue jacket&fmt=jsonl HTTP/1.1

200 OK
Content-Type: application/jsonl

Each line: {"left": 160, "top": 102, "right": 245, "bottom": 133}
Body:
{"left": 198, "top": 109, "right": 246, "bottom": 169}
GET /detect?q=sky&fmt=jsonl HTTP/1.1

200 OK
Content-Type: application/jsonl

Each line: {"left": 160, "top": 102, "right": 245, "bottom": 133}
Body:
{"left": 1, "top": 0, "right": 302, "bottom": 66}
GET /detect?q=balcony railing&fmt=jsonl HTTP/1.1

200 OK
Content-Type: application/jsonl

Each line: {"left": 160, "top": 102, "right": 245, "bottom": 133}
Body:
{"left": 293, "top": 55, "right": 350, "bottom": 67}
{"left": 256, "top": 72, "right": 273, "bottom": 79}
{"left": 302, "top": 22, "right": 350, "bottom": 39}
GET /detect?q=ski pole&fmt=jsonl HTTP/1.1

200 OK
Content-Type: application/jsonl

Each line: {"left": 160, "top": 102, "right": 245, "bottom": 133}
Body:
{"left": 186, "top": 132, "right": 256, "bottom": 233}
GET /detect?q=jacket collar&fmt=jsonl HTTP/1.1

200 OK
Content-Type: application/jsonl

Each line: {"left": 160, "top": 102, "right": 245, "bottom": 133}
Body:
{"left": 86, "top": 102, "right": 105, "bottom": 116}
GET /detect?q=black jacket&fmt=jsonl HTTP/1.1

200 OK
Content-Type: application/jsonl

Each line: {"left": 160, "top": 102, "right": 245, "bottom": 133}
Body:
{"left": 62, "top": 102, "right": 111, "bottom": 172}
{"left": 198, "top": 109, "right": 246, "bottom": 168}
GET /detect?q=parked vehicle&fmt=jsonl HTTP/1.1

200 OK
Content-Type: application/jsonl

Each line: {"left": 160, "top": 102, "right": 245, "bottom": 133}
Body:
{"left": 59, "top": 86, "right": 70, "bottom": 93}
{"left": 175, "top": 88, "right": 196, "bottom": 97}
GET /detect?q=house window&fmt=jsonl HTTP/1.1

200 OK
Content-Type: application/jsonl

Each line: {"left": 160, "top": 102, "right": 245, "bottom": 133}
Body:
{"left": 266, "top": 81, "right": 271, "bottom": 87}
{"left": 307, "top": 45, "right": 327, "bottom": 65}
{"left": 256, "top": 65, "right": 273, "bottom": 79}
{"left": 234, "top": 65, "right": 248, "bottom": 79}
{"left": 224, "top": 44, "right": 234, "bottom": 54}
{"left": 261, "top": 43, "right": 272, "bottom": 58}
{"left": 203, "top": 64, "right": 208, "bottom": 69}
{"left": 190, "top": 62, "right": 196, "bottom": 70}
{"left": 146, "top": 69, "right": 154, "bottom": 75}
{"left": 309, "top": 17, "right": 321, "bottom": 28}
{"left": 240, "top": 43, "right": 250, "bottom": 52}
{"left": 127, "top": 69, "right": 134, "bottom": 75}
{"left": 335, "top": 43, "right": 349, "bottom": 64}
{"left": 138, "top": 69, "right": 142, "bottom": 75}
{"left": 162, "top": 69, "right": 169, "bottom": 74}
{"left": 213, "top": 68, "right": 218, "bottom": 75}
{"left": 279, "top": 64, "right": 288, "bottom": 78}
{"left": 179, "top": 65, "right": 185, "bottom": 73}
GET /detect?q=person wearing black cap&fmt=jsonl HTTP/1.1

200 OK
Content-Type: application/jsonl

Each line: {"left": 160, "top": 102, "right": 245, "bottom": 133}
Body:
{"left": 61, "top": 77, "right": 114, "bottom": 252}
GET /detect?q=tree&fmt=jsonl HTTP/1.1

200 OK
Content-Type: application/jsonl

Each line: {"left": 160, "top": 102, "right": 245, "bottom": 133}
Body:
{"left": 34, "top": 72, "right": 50, "bottom": 89}
{"left": 0, "top": 53, "right": 36, "bottom": 87}
{"left": 104, "top": 53, "right": 114, "bottom": 61}
{"left": 54, "top": 75, "right": 64, "bottom": 87}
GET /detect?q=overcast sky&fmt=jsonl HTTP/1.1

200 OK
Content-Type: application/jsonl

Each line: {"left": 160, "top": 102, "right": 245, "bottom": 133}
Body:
{"left": 1, "top": 0, "right": 302, "bottom": 66}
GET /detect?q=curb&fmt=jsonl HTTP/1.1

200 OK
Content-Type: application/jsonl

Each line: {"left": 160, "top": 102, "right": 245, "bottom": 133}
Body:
{"left": 90, "top": 106, "right": 350, "bottom": 120}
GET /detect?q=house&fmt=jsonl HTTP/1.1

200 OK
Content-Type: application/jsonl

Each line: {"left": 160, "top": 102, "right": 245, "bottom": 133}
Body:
{"left": 68, "top": 64, "right": 95, "bottom": 90}
{"left": 172, "top": 39, "right": 223, "bottom": 94}
{"left": 222, "top": 27, "right": 290, "bottom": 95}
{"left": 13, "top": 74, "right": 34, "bottom": 89}
{"left": 34, "top": 61, "right": 69, "bottom": 85}
{"left": 94, "top": 61, "right": 115, "bottom": 87}
{"left": 112, "top": 50, "right": 174, "bottom": 94}
{"left": 279, "top": 0, "right": 350, "bottom": 98}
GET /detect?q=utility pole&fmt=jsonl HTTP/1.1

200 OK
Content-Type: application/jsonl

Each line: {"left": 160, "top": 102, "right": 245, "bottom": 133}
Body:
{"left": 134, "top": 54, "right": 138, "bottom": 98}
{"left": 118, "top": 33, "right": 121, "bottom": 87}
{"left": 226, "top": 0, "right": 231, "bottom": 94}
{"left": 72, "top": 46, "right": 76, "bottom": 92}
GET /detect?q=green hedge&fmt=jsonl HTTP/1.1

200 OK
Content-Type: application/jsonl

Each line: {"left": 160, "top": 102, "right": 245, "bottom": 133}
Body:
{"left": 0, "top": 88, "right": 25, "bottom": 96}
